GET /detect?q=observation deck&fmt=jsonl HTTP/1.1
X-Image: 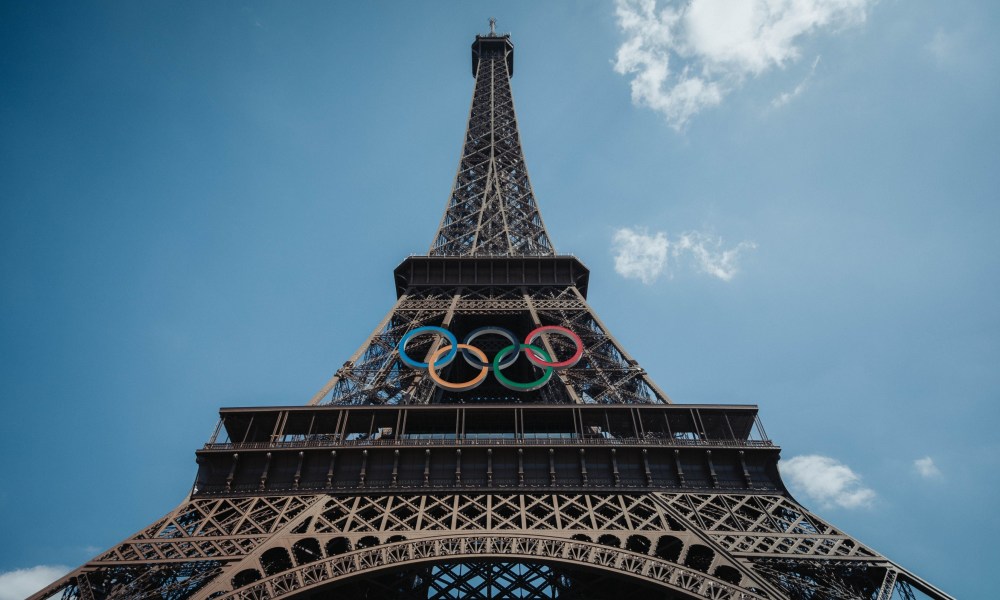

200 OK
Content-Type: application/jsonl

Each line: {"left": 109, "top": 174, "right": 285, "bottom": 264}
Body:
{"left": 472, "top": 33, "right": 514, "bottom": 77}
{"left": 193, "top": 403, "right": 782, "bottom": 497}
{"left": 394, "top": 255, "right": 590, "bottom": 298}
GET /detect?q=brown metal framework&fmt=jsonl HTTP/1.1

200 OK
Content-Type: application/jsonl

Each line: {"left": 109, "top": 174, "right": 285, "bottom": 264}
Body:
{"left": 430, "top": 33, "right": 552, "bottom": 257}
{"left": 34, "top": 25, "right": 953, "bottom": 600}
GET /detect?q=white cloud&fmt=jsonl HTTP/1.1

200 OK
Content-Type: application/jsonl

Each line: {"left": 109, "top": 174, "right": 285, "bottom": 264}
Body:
{"left": 780, "top": 454, "right": 876, "bottom": 509}
{"left": 914, "top": 456, "right": 942, "bottom": 478}
{"left": 614, "top": 0, "right": 874, "bottom": 129}
{"left": 772, "top": 55, "right": 821, "bottom": 107}
{"left": 0, "top": 565, "right": 70, "bottom": 600}
{"left": 612, "top": 227, "right": 755, "bottom": 283}
{"left": 612, "top": 227, "right": 669, "bottom": 284}
{"left": 674, "top": 231, "right": 756, "bottom": 281}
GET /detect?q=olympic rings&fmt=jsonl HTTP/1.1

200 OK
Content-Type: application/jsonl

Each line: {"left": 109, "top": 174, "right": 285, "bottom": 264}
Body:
{"left": 397, "top": 325, "right": 584, "bottom": 392}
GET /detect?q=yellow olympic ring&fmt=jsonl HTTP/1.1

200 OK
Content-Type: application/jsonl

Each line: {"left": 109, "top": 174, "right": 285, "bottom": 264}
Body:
{"left": 426, "top": 344, "right": 489, "bottom": 392}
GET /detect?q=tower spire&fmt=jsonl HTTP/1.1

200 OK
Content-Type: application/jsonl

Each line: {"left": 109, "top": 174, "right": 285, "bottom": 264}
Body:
{"left": 429, "top": 30, "right": 554, "bottom": 256}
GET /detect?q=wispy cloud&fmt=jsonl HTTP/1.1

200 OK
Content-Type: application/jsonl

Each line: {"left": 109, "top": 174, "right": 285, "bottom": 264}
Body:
{"left": 0, "top": 565, "right": 70, "bottom": 600}
{"left": 613, "top": 0, "right": 873, "bottom": 129}
{"left": 914, "top": 456, "right": 942, "bottom": 479}
{"left": 781, "top": 454, "right": 876, "bottom": 509}
{"left": 925, "top": 29, "right": 964, "bottom": 67}
{"left": 674, "top": 231, "right": 756, "bottom": 281}
{"left": 612, "top": 227, "right": 755, "bottom": 284}
{"left": 772, "top": 55, "right": 822, "bottom": 108}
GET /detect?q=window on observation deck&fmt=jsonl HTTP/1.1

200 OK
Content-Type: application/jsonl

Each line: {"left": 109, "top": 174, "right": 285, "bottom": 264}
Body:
{"left": 401, "top": 409, "right": 457, "bottom": 440}
{"left": 521, "top": 409, "right": 575, "bottom": 440}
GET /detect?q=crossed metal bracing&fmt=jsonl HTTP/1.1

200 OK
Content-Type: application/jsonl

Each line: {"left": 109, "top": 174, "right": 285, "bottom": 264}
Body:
{"left": 309, "top": 285, "right": 669, "bottom": 406}
{"left": 318, "top": 560, "right": 668, "bottom": 599}
{"left": 429, "top": 46, "right": 554, "bottom": 257}
{"left": 35, "top": 490, "right": 944, "bottom": 600}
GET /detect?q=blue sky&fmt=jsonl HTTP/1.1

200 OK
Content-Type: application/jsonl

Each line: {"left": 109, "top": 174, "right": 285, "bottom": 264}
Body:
{"left": 1, "top": 1, "right": 996, "bottom": 598}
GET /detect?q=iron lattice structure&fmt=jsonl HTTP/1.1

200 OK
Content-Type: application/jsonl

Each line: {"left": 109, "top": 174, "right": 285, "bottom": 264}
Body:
{"left": 429, "top": 28, "right": 552, "bottom": 257}
{"left": 35, "top": 26, "right": 953, "bottom": 600}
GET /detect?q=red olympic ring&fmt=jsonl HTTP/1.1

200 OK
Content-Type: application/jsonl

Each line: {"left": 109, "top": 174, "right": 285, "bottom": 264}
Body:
{"left": 524, "top": 326, "right": 584, "bottom": 369}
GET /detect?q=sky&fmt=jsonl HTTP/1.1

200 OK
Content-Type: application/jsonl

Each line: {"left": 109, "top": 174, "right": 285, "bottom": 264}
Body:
{"left": 1, "top": 1, "right": 997, "bottom": 598}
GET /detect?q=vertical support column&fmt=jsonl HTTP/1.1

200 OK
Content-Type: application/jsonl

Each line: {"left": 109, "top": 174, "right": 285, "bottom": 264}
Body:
{"left": 333, "top": 410, "right": 345, "bottom": 443}
{"left": 259, "top": 452, "right": 272, "bottom": 491}
{"left": 292, "top": 451, "right": 304, "bottom": 490}
{"left": 391, "top": 450, "right": 400, "bottom": 487}
{"left": 674, "top": 449, "right": 686, "bottom": 486}
{"left": 630, "top": 408, "right": 641, "bottom": 439}
{"left": 325, "top": 450, "right": 337, "bottom": 488}
{"left": 424, "top": 449, "right": 431, "bottom": 486}
{"left": 549, "top": 448, "right": 556, "bottom": 485}
{"left": 487, "top": 448, "right": 493, "bottom": 485}
{"left": 270, "top": 411, "right": 288, "bottom": 444}
{"left": 739, "top": 450, "right": 753, "bottom": 488}
{"left": 359, "top": 450, "right": 368, "bottom": 487}
{"left": 642, "top": 449, "right": 653, "bottom": 486}
{"left": 517, "top": 449, "right": 524, "bottom": 486}
{"left": 225, "top": 453, "right": 239, "bottom": 492}
{"left": 611, "top": 449, "right": 620, "bottom": 486}
{"left": 706, "top": 450, "right": 718, "bottom": 488}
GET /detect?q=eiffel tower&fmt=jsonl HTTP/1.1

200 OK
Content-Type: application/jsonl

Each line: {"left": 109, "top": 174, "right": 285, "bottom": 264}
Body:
{"left": 33, "top": 23, "right": 954, "bottom": 600}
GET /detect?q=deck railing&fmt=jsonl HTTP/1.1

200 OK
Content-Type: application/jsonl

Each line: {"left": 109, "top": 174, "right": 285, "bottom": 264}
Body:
{"left": 202, "top": 435, "right": 773, "bottom": 451}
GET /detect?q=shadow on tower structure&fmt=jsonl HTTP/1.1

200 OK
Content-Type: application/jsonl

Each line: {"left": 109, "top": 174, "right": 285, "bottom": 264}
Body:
{"left": 34, "top": 24, "right": 954, "bottom": 600}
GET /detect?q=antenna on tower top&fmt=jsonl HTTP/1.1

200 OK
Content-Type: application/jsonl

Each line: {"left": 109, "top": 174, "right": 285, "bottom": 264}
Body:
{"left": 489, "top": 17, "right": 496, "bottom": 36}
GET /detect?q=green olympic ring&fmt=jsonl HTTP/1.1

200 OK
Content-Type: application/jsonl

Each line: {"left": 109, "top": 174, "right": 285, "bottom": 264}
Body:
{"left": 492, "top": 344, "right": 554, "bottom": 392}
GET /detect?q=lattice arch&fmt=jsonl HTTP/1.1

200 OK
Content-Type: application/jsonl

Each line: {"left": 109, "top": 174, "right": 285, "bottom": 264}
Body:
{"left": 210, "top": 535, "right": 772, "bottom": 600}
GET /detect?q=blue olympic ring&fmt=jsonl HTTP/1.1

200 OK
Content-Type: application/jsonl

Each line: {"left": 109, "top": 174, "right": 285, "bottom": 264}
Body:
{"left": 398, "top": 326, "right": 458, "bottom": 369}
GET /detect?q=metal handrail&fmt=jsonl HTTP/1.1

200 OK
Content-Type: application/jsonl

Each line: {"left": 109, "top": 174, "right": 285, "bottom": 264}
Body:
{"left": 202, "top": 436, "right": 773, "bottom": 451}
